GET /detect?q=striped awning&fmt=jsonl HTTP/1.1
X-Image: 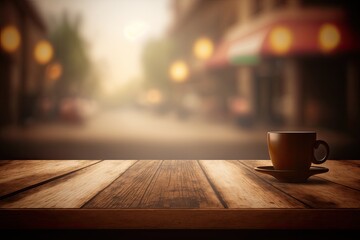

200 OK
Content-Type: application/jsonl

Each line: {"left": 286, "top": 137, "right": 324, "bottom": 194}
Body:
{"left": 206, "top": 12, "right": 360, "bottom": 69}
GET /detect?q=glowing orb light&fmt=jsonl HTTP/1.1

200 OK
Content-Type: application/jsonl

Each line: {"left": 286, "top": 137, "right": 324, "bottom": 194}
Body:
{"left": 34, "top": 40, "right": 53, "bottom": 64}
{"left": 193, "top": 37, "right": 214, "bottom": 60}
{"left": 269, "top": 26, "right": 293, "bottom": 54}
{"left": 318, "top": 24, "right": 340, "bottom": 52}
{"left": 169, "top": 60, "right": 189, "bottom": 83}
{"left": 46, "top": 62, "right": 63, "bottom": 81}
{"left": 0, "top": 25, "right": 21, "bottom": 53}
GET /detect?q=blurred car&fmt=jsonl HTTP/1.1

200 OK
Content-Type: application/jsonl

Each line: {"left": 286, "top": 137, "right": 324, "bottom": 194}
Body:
{"left": 59, "top": 97, "right": 98, "bottom": 124}
{"left": 228, "top": 96, "right": 255, "bottom": 128}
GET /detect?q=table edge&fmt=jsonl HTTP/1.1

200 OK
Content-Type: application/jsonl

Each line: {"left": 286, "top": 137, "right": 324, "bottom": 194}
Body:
{"left": 1, "top": 209, "right": 359, "bottom": 229}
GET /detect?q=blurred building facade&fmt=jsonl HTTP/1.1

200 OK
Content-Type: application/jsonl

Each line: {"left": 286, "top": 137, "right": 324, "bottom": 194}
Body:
{"left": 169, "top": 0, "right": 360, "bottom": 134}
{"left": 0, "top": 0, "right": 47, "bottom": 127}
{"left": 168, "top": 0, "right": 239, "bottom": 120}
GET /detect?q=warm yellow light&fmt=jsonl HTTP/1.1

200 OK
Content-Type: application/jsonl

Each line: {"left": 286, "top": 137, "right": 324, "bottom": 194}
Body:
{"left": 46, "top": 62, "right": 62, "bottom": 81}
{"left": 34, "top": 40, "right": 53, "bottom": 64}
{"left": 146, "top": 88, "right": 162, "bottom": 104}
{"left": 0, "top": 25, "right": 21, "bottom": 53}
{"left": 269, "top": 26, "right": 293, "bottom": 54}
{"left": 193, "top": 37, "right": 214, "bottom": 60}
{"left": 318, "top": 24, "right": 340, "bottom": 52}
{"left": 169, "top": 60, "right": 189, "bottom": 82}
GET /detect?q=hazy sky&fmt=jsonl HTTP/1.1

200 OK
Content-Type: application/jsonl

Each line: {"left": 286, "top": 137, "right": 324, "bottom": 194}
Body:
{"left": 31, "top": 0, "right": 171, "bottom": 93}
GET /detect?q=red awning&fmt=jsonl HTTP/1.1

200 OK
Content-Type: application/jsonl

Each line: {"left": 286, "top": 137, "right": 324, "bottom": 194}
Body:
{"left": 206, "top": 10, "right": 360, "bottom": 69}
{"left": 262, "top": 19, "right": 359, "bottom": 55}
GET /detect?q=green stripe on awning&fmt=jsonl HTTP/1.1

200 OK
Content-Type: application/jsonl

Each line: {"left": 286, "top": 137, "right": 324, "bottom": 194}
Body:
{"left": 230, "top": 55, "right": 259, "bottom": 65}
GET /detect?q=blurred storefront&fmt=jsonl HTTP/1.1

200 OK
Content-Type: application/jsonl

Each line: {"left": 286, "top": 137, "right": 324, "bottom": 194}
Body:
{"left": 168, "top": 0, "right": 239, "bottom": 120}
{"left": 170, "top": 0, "right": 360, "bottom": 133}
{"left": 0, "top": 0, "right": 48, "bottom": 127}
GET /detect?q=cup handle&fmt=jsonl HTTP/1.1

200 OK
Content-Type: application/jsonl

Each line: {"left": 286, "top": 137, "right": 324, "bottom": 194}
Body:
{"left": 312, "top": 140, "right": 330, "bottom": 164}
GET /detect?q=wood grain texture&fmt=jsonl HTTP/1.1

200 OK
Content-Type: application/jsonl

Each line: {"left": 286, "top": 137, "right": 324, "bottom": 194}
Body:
{"left": 0, "top": 160, "right": 100, "bottom": 197}
{"left": 84, "top": 160, "right": 163, "bottom": 208}
{"left": 199, "top": 160, "right": 305, "bottom": 208}
{"left": 136, "top": 160, "right": 223, "bottom": 208}
{"left": 0, "top": 160, "right": 136, "bottom": 208}
{"left": 320, "top": 160, "right": 360, "bottom": 190}
{"left": 242, "top": 160, "right": 360, "bottom": 208}
{"left": 0, "top": 160, "right": 359, "bottom": 230}
{"left": 85, "top": 160, "right": 223, "bottom": 208}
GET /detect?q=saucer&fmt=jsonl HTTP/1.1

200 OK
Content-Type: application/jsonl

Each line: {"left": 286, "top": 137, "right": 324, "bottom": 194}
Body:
{"left": 254, "top": 166, "right": 329, "bottom": 183}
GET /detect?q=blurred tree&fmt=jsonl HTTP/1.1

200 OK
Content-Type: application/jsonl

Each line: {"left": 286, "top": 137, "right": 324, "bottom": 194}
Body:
{"left": 49, "top": 12, "right": 97, "bottom": 98}
{"left": 142, "top": 37, "right": 174, "bottom": 91}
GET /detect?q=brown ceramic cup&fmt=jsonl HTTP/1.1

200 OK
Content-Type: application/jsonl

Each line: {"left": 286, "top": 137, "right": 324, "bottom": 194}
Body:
{"left": 267, "top": 131, "right": 329, "bottom": 171}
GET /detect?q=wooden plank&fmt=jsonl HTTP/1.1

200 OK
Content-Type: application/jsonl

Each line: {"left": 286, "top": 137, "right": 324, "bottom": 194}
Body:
{"left": 1, "top": 209, "right": 359, "bottom": 229}
{"left": 242, "top": 160, "right": 360, "bottom": 208}
{"left": 199, "top": 160, "right": 305, "bottom": 208}
{"left": 84, "top": 160, "right": 163, "bottom": 208}
{"left": 85, "top": 160, "right": 223, "bottom": 208}
{"left": 319, "top": 160, "right": 360, "bottom": 190}
{"left": 0, "top": 160, "right": 101, "bottom": 197}
{"left": 348, "top": 160, "right": 360, "bottom": 166}
{"left": 137, "top": 160, "right": 223, "bottom": 208}
{"left": 0, "top": 160, "right": 136, "bottom": 208}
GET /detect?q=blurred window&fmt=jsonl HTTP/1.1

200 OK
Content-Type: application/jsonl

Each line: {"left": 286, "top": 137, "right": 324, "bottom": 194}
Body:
{"left": 252, "top": 0, "right": 263, "bottom": 17}
{"left": 301, "top": 0, "right": 344, "bottom": 8}
{"left": 273, "top": 0, "right": 287, "bottom": 9}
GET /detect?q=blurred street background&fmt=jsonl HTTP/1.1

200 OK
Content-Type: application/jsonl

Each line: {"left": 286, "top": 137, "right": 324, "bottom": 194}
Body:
{"left": 0, "top": 0, "right": 359, "bottom": 159}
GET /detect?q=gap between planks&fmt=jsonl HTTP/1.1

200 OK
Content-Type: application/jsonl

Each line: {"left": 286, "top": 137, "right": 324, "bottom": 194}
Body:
{"left": 240, "top": 160, "right": 360, "bottom": 208}
{"left": 80, "top": 160, "right": 141, "bottom": 208}
{"left": 0, "top": 160, "right": 103, "bottom": 201}
{"left": 236, "top": 160, "right": 312, "bottom": 208}
{"left": 0, "top": 160, "right": 137, "bottom": 208}
{"left": 83, "top": 160, "right": 224, "bottom": 208}
{"left": 196, "top": 160, "right": 228, "bottom": 208}
{"left": 199, "top": 160, "right": 306, "bottom": 208}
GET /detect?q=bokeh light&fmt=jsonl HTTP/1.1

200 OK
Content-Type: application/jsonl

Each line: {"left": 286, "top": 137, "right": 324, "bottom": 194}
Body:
{"left": 34, "top": 40, "right": 53, "bottom": 64}
{"left": 169, "top": 60, "right": 189, "bottom": 82}
{"left": 146, "top": 88, "right": 163, "bottom": 104}
{"left": 269, "top": 26, "right": 293, "bottom": 54}
{"left": 0, "top": 25, "right": 21, "bottom": 53}
{"left": 46, "top": 62, "right": 63, "bottom": 81}
{"left": 318, "top": 24, "right": 341, "bottom": 52}
{"left": 193, "top": 37, "right": 214, "bottom": 60}
{"left": 1, "top": 0, "right": 359, "bottom": 161}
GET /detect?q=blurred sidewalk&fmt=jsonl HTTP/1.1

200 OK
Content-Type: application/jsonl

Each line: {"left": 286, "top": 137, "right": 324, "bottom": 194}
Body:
{"left": 0, "top": 108, "right": 358, "bottom": 159}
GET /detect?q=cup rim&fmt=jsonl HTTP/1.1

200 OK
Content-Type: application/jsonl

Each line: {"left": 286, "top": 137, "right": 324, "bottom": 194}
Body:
{"left": 268, "top": 130, "right": 316, "bottom": 134}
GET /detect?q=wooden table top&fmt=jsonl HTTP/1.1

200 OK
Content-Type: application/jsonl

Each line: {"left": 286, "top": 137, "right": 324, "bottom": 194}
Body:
{"left": 0, "top": 160, "right": 359, "bottom": 229}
